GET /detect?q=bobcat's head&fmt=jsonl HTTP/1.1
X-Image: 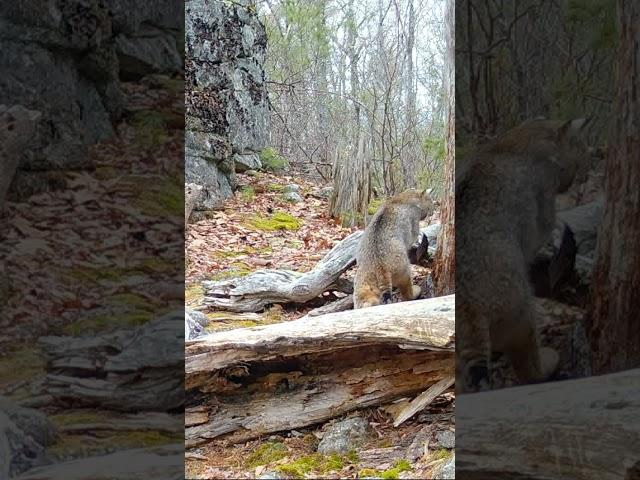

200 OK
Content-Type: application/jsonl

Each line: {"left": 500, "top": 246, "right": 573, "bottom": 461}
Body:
{"left": 391, "top": 188, "right": 438, "bottom": 219}
{"left": 494, "top": 117, "right": 591, "bottom": 193}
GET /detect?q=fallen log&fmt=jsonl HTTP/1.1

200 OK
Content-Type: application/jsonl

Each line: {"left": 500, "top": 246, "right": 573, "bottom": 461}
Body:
{"left": 185, "top": 295, "right": 455, "bottom": 447}
{"left": 202, "top": 225, "right": 437, "bottom": 313}
{"left": 37, "top": 311, "right": 184, "bottom": 411}
{"left": 202, "top": 230, "right": 363, "bottom": 312}
{"left": 15, "top": 444, "right": 183, "bottom": 480}
{"left": 456, "top": 367, "right": 640, "bottom": 479}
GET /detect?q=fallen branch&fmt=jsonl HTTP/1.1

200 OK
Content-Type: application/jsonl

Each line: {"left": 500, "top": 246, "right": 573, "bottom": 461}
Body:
{"left": 38, "top": 312, "right": 184, "bottom": 412}
{"left": 202, "top": 231, "right": 363, "bottom": 312}
{"left": 393, "top": 375, "right": 455, "bottom": 427}
{"left": 185, "top": 295, "right": 455, "bottom": 447}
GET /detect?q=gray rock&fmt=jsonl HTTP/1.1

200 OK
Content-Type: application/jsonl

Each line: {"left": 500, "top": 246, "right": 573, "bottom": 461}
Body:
{"left": 185, "top": 0, "right": 269, "bottom": 211}
{"left": 185, "top": 183, "right": 204, "bottom": 223}
{"left": 317, "top": 417, "right": 370, "bottom": 454}
{"left": 420, "top": 223, "right": 441, "bottom": 255}
{"left": 434, "top": 430, "right": 455, "bottom": 449}
{"left": 283, "top": 192, "right": 303, "bottom": 203}
{"left": 431, "top": 455, "right": 455, "bottom": 479}
{"left": 0, "top": 0, "right": 184, "bottom": 199}
{"left": 257, "top": 473, "right": 285, "bottom": 480}
{"left": 556, "top": 197, "right": 604, "bottom": 257}
{"left": 115, "top": 27, "right": 183, "bottom": 79}
{"left": 234, "top": 153, "right": 262, "bottom": 172}
{"left": 283, "top": 184, "right": 301, "bottom": 194}
{"left": 318, "top": 186, "right": 334, "bottom": 198}
{"left": 406, "top": 426, "right": 429, "bottom": 462}
{"left": 0, "top": 396, "right": 58, "bottom": 477}
{"left": 185, "top": 308, "right": 208, "bottom": 340}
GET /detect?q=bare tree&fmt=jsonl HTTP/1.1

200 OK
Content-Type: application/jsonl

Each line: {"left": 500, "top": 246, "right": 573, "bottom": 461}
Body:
{"left": 588, "top": 0, "right": 640, "bottom": 374}
{"left": 432, "top": 0, "right": 454, "bottom": 295}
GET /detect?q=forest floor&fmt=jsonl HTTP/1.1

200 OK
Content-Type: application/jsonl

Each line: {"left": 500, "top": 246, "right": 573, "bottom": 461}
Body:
{"left": 185, "top": 174, "right": 453, "bottom": 479}
{"left": 0, "top": 74, "right": 184, "bottom": 462}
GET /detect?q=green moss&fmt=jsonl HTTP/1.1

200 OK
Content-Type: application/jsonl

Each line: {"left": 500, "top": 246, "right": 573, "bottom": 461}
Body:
{"left": 247, "top": 212, "right": 302, "bottom": 231}
{"left": 260, "top": 147, "right": 289, "bottom": 172}
{"left": 62, "top": 311, "right": 152, "bottom": 336}
{"left": 106, "top": 293, "right": 155, "bottom": 311}
{"left": 367, "top": 198, "right": 384, "bottom": 215}
{"left": 0, "top": 346, "right": 45, "bottom": 388}
{"left": 133, "top": 176, "right": 183, "bottom": 217}
{"left": 48, "top": 429, "right": 179, "bottom": 460}
{"left": 94, "top": 166, "right": 118, "bottom": 180}
{"left": 358, "top": 468, "right": 379, "bottom": 478}
{"left": 186, "top": 283, "right": 204, "bottom": 306}
{"left": 275, "top": 453, "right": 348, "bottom": 478}
{"left": 358, "top": 460, "right": 411, "bottom": 480}
{"left": 246, "top": 442, "right": 288, "bottom": 467}
{"left": 267, "top": 183, "right": 285, "bottom": 192}
{"left": 432, "top": 448, "right": 453, "bottom": 461}
{"left": 50, "top": 411, "right": 104, "bottom": 427}
{"left": 140, "top": 257, "right": 174, "bottom": 273}
{"left": 130, "top": 110, "right": 169, "bottom": 148}
{"left": 346, "top": 450, "right": 359, "bottom": 463}
{"left": 239, "top": 185, "right": 256, "bottom": 201}
{"left": 208, "top": 267, "right": 252, "bottom": 281}
{"left": 380, "top": 460, "right": 411, "bottom": 480}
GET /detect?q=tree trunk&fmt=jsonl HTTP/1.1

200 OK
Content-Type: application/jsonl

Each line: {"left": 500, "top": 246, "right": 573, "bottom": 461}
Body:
{"left": 433, "top": 0, "right": 455, "bottom": 295}
{"left": 185, "top": 296, "right": 455, "bottom": 447}
{"left": 588, "top": 0, "right": 640, "bottom": 374}
{"left": 457, "top": 368, "right": 640, "bottom": 479}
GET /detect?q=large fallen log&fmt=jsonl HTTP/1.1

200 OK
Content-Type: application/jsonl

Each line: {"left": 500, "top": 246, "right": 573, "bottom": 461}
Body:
{"left": 456, "top": 367, "right": 640, "bottom": 479}
{"left": 15, "top": 444, "right": 183, "bottom": 480}
{"left": 37, "top": 311, "right": 184, "bottom": 411}
{"left": 202, "top": 225, "right": 438, "bottom": 313}
{"left": 185, "top": 295, "right": 455, "bottom": 447}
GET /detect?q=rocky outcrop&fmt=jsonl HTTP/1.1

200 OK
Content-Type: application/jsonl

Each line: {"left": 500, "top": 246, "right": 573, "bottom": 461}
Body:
{"left": 0, "top": 2, "right": 183, "bottom": 200}
{"left": 185, "top": 0, "right": 269, "bottom": 214}
{"left": 0, "top": 396, "right": 58, "bottom": 477}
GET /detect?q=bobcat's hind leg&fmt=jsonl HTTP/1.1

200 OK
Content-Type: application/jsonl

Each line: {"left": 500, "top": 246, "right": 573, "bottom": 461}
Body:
{"left": 393, "top": 264, "right": 421, "bottom": 301}
{"left": 457, "top": 307, "right": 492, "bottom": 394}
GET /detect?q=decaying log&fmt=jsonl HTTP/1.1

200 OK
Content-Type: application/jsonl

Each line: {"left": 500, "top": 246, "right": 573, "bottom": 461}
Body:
{"left": 202, "top": 230, "right": 363, "bottom": 312}
{"left": 15, "top": 444, "right": 183, "bottom": 480}
{"left": 185, "top": 295, "right": 455, "bottom": 447}
{"left": 305, "top": 294, "right": 354, "bottom": 316}
{"left": 457, "top": 368, "right": 640, "bottom": 479}
{"left": 38, "top": 312, "right": 184, "bottom": 411}
{"left": 202, "top": 224, "right": 437, "bottom": 313}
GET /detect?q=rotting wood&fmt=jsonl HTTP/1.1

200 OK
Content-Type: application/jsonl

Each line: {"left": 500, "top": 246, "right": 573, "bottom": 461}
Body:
{"left": 457, "top": 368, "right": 640, "bottom": 480}
{"left": 201, "top": 225, "right": 434, "bottom": 313}
{"left": 393, "top": 375, "right": 455, "bottom": 427}
{"left": 185, "top": 296, "right": 455, "bottom": 447}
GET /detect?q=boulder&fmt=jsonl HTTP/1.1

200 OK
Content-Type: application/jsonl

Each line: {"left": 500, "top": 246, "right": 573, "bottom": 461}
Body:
{"left": 316, "top": 417, "right": 370, "bottom": 455}
{"left": 234, "top": 153, "right": 262, "bottom": 173}
{"left": 185, "top": 0, "right": 269, "bottom": 213}
{"left": 0, "top": 396, "right": 58, "bottom": 477}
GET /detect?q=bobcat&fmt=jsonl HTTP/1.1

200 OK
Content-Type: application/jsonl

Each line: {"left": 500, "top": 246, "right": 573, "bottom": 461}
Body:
{"left": 354, "top": 189, "right": 435, "bottom": 309}
{"left": 456, "top": 117, "right": 589, "bottom": 393}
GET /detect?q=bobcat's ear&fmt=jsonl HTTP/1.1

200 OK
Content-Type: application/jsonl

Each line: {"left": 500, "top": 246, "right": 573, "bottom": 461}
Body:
{"left": 422, "top": 187, "right": 434, "bottom": 197}
{"left": 559, "top": 118, "right": 590, "bottom": 139}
